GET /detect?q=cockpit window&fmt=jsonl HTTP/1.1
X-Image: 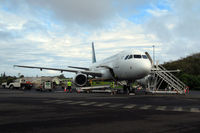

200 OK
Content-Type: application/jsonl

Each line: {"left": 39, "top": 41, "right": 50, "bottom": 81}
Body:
{"left": 142, "top": 55, "right": 148, "bottom": 59}
{"left": 128, "top": 55, "right": 133, "bottom": 59}
{"left": 124, "top": 55, "right": 129, "bottom": 60}
{"left": 134, "top": 55, "right": 142, "bottom": 58}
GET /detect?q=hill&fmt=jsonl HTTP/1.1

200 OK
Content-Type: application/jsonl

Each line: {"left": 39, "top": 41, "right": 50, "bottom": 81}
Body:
{"left": 163, "top": 53, "right": 200, "bottom": 90}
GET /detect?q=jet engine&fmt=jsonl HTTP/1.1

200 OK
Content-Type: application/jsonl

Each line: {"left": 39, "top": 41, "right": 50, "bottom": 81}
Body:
{"left": 73, "top": 73, "right": 87, "bottom": 87}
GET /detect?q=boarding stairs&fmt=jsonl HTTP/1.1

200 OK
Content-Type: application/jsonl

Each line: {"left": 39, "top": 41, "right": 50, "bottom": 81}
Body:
{"left": 150, "top": 65, "right": 187, "bottom": 94}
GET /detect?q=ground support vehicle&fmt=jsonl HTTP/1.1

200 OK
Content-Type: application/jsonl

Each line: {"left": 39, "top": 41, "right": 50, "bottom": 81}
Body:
{"left": 37, "top": 81, "right": 53, "bottom": 92}
{"left": 76, "top": 85, "right": 112, "bottom": 93}
{"left": 1, "top": 79, "right": 33, "bottom": 90}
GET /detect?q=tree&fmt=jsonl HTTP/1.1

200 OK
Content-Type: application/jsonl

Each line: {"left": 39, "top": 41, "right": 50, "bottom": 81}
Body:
{"left": 3, "top": 72, "right": 6, "bottom": 77}
{"left": 163, "top": 52, "right": 200, "bottom": 90}
{"left": 58, "top": 74, "right": 65, "bottom": 79}
{"left": 19, "top": 75, "right": 24, "bottom": 78}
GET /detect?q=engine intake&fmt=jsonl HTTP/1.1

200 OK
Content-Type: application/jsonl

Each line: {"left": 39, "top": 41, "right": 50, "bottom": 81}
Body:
{"left": 73, "top": 73, "right": 87, "bottom": 87}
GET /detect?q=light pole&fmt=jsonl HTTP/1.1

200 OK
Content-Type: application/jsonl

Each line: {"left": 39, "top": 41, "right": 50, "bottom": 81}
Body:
{"left": 152, "top": 45, "right": 155, "bottom": 65}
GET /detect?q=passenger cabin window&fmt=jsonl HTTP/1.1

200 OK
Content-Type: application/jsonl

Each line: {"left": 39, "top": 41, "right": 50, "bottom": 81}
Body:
{"left": 128, "top": 55, "right": 133, "bottom": 59}
{"left": 142, "top": 55, "right": 148, "bottom": 59}
{"left": 134, "top": 55, "right": 142, "bottom": 58}
{"left": 124, "top": 55, "right": 129, "bottom": 60}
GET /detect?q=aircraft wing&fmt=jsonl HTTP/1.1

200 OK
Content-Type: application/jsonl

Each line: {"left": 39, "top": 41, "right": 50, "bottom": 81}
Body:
{"left": 14, "top": 65, "right": 102, "bottom": 77}
{"left": 68, "top": 66, "right": 89, "bottom": 70}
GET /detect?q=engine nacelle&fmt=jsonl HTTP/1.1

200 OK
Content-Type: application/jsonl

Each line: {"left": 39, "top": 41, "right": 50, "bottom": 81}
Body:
{"left": 73, "top": 73, "right": 87, "bottom": 87}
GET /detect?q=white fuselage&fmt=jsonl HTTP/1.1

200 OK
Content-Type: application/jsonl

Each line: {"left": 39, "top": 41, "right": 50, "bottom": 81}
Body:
{"left": 14, "top": 47, "right": 152, "bottom": 87}
{"left": 89, "top": 49, "right": 152, "bottom": 81}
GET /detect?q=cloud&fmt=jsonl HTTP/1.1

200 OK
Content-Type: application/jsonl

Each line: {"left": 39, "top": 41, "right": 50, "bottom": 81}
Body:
{"left": 2, "top": 0, "right": 115, "bottom": 28}
{"left": 144, "top": 0, "right": 200, "bottom": 61}
{"left": 0, "top": 0, "right": 199, "bottom": 77}
{"left": 0, "top": 0, "right": 159, "bottom": 28}
{"left": 0, "top": 31, "right": 13, "bottom": 40}
{"left": 0, "top": 15, "right": 156, "bottom": 77}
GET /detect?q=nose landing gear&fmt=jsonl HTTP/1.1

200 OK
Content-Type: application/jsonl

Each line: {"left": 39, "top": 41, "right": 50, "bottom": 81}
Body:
{"left": 123, "top": 81, "right": 135, "bottom": 94}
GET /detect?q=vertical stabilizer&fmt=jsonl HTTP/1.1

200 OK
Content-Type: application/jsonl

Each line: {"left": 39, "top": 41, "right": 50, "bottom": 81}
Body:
{"left": 92, "top": 42, "right": 96, "bottom": 63}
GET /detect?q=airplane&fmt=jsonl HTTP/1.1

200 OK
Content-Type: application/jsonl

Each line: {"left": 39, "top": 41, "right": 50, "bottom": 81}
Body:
{"left": 14, "top": 42, "right": 153, "bottom": 93}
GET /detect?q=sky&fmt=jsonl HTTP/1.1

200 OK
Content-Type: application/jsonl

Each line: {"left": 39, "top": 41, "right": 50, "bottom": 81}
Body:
{"left": 0, "top": 0, "right": 200, "bottom": 77}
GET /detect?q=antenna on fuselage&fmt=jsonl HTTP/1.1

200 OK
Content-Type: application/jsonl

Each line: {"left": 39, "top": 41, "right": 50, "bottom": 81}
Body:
{"left": 92, "top": 42, "right": 96, "bottom": 63}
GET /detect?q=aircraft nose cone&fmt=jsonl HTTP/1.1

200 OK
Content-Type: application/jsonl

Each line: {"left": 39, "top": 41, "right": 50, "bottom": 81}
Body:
{"left": 135, "top": 60, "right": 152, "bottom": 79}
{"left": 142, "top": 61, "right": 152, "bottom": 75}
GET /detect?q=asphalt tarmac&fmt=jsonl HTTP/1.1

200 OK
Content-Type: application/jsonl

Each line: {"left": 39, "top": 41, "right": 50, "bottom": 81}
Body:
{"left": 0, "top": 88, "right": 200, "bottom": 133}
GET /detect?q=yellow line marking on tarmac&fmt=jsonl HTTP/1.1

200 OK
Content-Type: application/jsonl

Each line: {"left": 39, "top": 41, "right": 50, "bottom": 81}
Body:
{"left": 123, "top": 104, "right": 137, "bottom": 109}
{"left": 173, "top": 107, "right": 183, "bottom": 112}
{"left": 190, "top": 108, "right": 200, "bottom": 113}
{"left": 65, "top": 100, "right": 74, "bottom": 103}
{"left": 140, "top": 105, "right": 152, "bottom": 110}
{"left": 80, "top": 102, "right": 97, "bottom": 106}
{"left": 43, "top": 100, "right": 63, "bottom": 103}
{"left": 68, "top": 101, "right": 86, "bottom": 105}
{"left": 155, "top": 106, "right": 167, "bottom": 111}
{"left": 42, "top": 101, "right": 54, "bottom": 103}
{"left": 56, "top": 100, "right": 73, "bottom": 104}
{"left": 109, "top": 104, "right": 124, "bottom": 108}
{"left": 41, "top": 99, "right": 49, "bottom": 101}
{"left": 94, "top": 102, "right": 111, "bottom": 107}
{"left": 55, "top": 100, "right": 64, "bottom": 102}
{"left": 42, "top": 99, "right": 200, "bottom": 114}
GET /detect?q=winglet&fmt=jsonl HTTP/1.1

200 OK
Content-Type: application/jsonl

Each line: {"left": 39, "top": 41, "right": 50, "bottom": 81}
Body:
{"left": 92, "top": 42, "right": 96, "bottom": 63}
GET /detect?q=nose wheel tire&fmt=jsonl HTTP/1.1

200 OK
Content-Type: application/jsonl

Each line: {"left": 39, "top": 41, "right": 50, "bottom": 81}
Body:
{"left": 9, "top": 85, "right": 14, "bottom": 89}
{"left": 21, "top": 86, "right": 26, "bottom": 90}
{"left": 123, "top": 85, "right": 130, "bottom": 94}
